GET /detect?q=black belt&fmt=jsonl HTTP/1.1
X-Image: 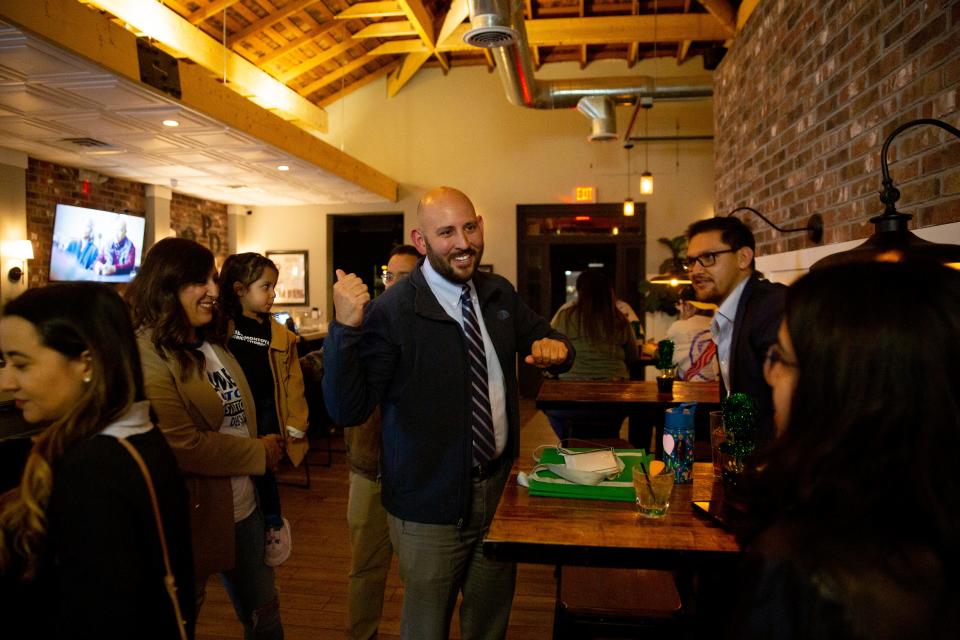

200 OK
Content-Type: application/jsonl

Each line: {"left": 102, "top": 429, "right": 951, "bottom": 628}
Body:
{"left": 471, "top": 455, "right": 502, "bottom": 481}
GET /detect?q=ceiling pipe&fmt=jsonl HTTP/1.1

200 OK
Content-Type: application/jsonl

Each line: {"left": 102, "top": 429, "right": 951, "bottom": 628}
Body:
{"left": 576, "top": 96, "right": 617, "bottom": 141}
{"left": 465, "top": 0, "right": 714, "bottom": 113}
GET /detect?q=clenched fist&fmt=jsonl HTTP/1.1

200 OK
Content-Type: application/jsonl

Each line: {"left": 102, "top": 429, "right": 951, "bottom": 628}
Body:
{"left": 333, "top": 269, "right": 371, "bottom": 327}
{"left": 524, "top": 338, "right": 569, "bottom": 369}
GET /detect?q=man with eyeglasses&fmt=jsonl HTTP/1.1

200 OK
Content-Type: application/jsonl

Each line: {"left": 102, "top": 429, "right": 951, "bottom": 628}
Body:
{"left": 685, "top": 216, "right": 786, "bottom": 444}
{"left": 342, "top": 244, "right": 419, "bottom": 639}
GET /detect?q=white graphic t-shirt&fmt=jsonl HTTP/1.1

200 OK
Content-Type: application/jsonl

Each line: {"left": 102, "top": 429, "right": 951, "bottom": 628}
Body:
{"left": 200, "top": 342, "right": 257, "bottom": 523}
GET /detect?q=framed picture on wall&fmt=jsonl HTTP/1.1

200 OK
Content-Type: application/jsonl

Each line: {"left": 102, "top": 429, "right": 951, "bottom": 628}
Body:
{"left": 266, "top": 250, "right": 309, "bottom": 306}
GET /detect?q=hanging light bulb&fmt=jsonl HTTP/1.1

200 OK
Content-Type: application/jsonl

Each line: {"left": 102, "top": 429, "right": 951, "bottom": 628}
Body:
{"left": 640, "top": 171, "right": 653, "bottom": 195}
{"left": 623, "top": 143, "right": 635, "bottom": 216}
{"left": 623, "top": 198, "right": 635, "bottom": 216}
{"left": 640, "top": 98, "right": 653, "bottom": 195}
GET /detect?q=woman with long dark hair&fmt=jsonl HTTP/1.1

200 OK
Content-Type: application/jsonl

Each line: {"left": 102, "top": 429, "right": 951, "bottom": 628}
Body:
{"left": 126, "top": 237, "right": 284, "bottom": 639}
{"left": 0, "top": 283, "right": 194, "bottom": 638}
{"left": 547, "top": 269, "right": 638, "bottom": 439}
{"left": 737, "top": 261, "right": 960, "bottom": 639}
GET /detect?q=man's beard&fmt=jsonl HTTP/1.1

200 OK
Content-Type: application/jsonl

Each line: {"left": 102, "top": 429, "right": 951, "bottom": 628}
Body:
{"left": 424, "top": 239, "right": 484, "bottom": 284}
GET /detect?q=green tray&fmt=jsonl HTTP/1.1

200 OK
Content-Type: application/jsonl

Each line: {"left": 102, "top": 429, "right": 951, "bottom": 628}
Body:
{"left": 527, "top": 448, "right": 652, "bottom": 502}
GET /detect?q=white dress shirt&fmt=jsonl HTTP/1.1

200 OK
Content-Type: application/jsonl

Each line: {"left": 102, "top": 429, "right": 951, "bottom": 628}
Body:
{"left": 711, "top": 276, "right": 750, "bottom": 396}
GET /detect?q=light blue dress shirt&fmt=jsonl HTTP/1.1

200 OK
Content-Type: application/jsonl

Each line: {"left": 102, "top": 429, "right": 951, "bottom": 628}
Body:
{"left": 711, "top": 276, "right": 750, "bottom": 397}
{"left": 421, "top": 260, "right": 508, "bottom": 458}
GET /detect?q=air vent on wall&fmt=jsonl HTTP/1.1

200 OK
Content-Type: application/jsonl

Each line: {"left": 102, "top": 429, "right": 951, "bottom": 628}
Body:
{"left": 60, "top": 137, "right": 113, "bottom": 148}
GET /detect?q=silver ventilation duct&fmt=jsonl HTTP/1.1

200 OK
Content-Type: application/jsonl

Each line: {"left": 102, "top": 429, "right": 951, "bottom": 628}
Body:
{"left": 576, "top": 96, "right": 617, "bottom": 142}
{"left": 465, "top": 0, "right": 714, "bottom": 138}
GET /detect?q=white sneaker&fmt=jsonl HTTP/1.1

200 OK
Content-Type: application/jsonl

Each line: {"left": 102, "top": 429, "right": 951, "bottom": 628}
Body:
{"left": 264, "top": 517, "right": 292, "bottom": 567}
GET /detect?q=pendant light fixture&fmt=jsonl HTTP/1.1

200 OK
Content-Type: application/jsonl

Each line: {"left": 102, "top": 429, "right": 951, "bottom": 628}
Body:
{"left": 639, "top": 0, "right": 657, "bottom": 196}
{"left": 623, "top": 142, "right": 635, "bottom": 216}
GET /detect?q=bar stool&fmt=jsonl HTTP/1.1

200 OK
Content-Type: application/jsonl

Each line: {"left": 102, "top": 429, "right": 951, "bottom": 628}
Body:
{"left": 552, "top": 566, "right": 683, "bottom": 639}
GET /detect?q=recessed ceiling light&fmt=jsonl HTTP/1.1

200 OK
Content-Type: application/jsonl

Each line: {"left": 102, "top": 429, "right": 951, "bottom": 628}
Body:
{"left": 277, "top": 164, "right": 290, "bottom": 171}
{"left": 162, "top": 119, "right": 180, "bottom": 127}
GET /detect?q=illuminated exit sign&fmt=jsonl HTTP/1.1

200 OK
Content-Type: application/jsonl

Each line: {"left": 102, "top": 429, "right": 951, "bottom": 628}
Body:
{"left": 574, "top": 186, "right": 596, "bottom": 202}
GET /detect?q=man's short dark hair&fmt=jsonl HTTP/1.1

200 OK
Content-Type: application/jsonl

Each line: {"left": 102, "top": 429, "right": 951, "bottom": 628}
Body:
{"left": 686, "top": 216, "right": 757, "bottom": 270}
{"left": 389, "top": 244, "right": 420, "bottom": 260}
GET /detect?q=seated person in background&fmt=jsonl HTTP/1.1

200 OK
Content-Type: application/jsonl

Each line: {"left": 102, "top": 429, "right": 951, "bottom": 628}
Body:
{"left": 94, "top": 217, "right": 136, "bottom": 276}
{"left": 735, "top": 261, "right": 960, "bottom": 639}
{"left": 65, "top": 218, "right": 99, "bottom": 270}
{"left": 546, "top": 269, "right": 637, "bottom": 440}
{"left": 666, "top": 285, "right": 719, "bottom": 381}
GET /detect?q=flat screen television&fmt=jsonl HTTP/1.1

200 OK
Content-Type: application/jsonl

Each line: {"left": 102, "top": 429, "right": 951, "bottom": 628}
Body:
{"left": 50, "top": 204, "right": 146, "bottom": 283}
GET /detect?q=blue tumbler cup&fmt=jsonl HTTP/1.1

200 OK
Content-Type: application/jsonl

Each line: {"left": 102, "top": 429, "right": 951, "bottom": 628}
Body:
{"left": 663, "top": 402, "right": 697, "bottom": 483}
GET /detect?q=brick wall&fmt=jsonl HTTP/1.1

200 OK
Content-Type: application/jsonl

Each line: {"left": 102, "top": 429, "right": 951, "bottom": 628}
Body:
{"left": 714, "top": 0, "right": 960, "bottom": 255}
{"left": 25, "top": 158, "right": 229, "bottom": 285}
{"left": 26, "top": 159, "right": 145, "bottom": 287}
{"left": 170, "top": 192, "right": 229, "bottom": 264}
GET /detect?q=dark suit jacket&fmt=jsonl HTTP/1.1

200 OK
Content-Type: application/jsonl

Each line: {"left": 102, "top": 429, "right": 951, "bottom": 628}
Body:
{"left": 728, "top": 272, "right": 787, "bottom": 445}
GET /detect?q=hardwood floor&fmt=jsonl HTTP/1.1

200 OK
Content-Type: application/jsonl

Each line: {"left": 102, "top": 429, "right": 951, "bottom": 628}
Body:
{"left": 195, "top": 401, "right": 561, "bottom": 640}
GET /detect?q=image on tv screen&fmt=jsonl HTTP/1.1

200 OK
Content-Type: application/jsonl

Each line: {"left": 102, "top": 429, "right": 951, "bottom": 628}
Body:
{"left": 50, "top": 204, "right": 146, "bottom": 283}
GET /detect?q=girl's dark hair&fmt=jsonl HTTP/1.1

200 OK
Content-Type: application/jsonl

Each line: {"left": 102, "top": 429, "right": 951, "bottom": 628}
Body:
{"left": 0, "top": 283, "right": 144, "bottom": 578}
{"left": 744, "top": 261, "right": 960, "bottom": 571}
{"left": 556, "top": 269, "right": 628, "bottom": 343}
{"left": 125, "top": 237, "right": 224, "bottom": 378}
{"left": 217, "top": 252, "right": 277, "bottom": 321}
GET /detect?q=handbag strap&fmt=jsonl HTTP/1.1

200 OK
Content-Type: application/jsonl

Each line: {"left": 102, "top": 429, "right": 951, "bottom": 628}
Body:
{"left": 117, "top": 437, "right": 189, "bottom": 640}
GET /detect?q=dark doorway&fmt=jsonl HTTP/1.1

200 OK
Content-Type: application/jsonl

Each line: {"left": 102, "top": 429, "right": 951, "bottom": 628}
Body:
{"left": 549, "top": 243, "right": 618, "bottom": 318}
{"left": 329, "top": 213, "right": 405, "bottom": 299}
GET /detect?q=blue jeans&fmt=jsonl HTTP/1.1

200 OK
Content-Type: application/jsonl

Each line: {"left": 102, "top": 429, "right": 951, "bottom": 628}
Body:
{"left": 387, "top": 458, "right": 516, "bottom": 640}
{"left": 198, "top": 509, "right": 283, "bottom": 640}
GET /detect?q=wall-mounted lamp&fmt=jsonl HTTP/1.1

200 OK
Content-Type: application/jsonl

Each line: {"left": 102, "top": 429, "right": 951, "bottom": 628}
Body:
{"left": 3, "top": 240, "right": 34, "bottom": 283}
{"left": 812, "top": 118, "right": 960, "bottom": 269}
{"left": 727, "top": 206, "right": 824, "bottom": 244}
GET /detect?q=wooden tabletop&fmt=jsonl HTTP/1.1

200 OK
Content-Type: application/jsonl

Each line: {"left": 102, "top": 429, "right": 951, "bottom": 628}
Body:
{"left": 536, "top": 379, "right": 721, "bottom": 410}
{"left": 483, "top": 462, "right": 740, "bottom": 570}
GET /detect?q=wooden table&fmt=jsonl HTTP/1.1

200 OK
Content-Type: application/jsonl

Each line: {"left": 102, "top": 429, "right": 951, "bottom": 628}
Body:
{"left": 483, "top": 462, "right": 738, "bottom": 571}
{"left": 536, "top": 379, "right": 721, "bottom": 452}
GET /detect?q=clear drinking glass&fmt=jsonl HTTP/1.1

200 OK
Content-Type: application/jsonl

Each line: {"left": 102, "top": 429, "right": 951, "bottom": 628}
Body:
{"left": 632, "top": 466, "right": 675, "bottom": 518}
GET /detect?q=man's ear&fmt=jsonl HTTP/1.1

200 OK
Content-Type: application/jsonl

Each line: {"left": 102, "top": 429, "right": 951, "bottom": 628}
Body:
{"left": 737, "top": 246, "right": 754, "bottom": 270}
{"left": 411, "top": 228, "right": 426, "bottom": 254}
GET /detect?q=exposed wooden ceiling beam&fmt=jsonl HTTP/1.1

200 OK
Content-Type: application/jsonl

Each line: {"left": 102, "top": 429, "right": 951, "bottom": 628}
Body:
{"left": 437, "top": 14, "right": 733, "bottom": 52}
{"left": 188, "top": 0, "right": 241, "bottom": 25}
{"left": 737, "top": 0, "right": 760, "bottom": 31}
{"left": 277, "top": 39, "right": 359, "bottom": 82}
{"left": 353, "top": 20, "right": 419, "bottom": 39}
{"left": 335, "top": 2, "right": 406, "bottom": 20}
{"left": 677, "top": 39, "right": 692, "bottom": 63}
{"left": 0, "top": 0, "right": 398, "bottom": 200}
{"left": 697, "top": 0, "right": 736, "bottom": 33}
{"left": 257, "top": 21, "right": 346, "bottom": 67}
{"left": 229, "top": 0, "right": 322, "bottom": 47}
{"left": 437, "top": 0, "right": 469, "bottom": 44}
{"left": 316, "top": 61, "right": 399, "bottom": 107}
{"left": 396, "top": 0, "right": 435, "bottom": 46}
{"left": 366, "top": 39, "right": 428, "bottom": 56}
{"left": 82, "top": 0, "right": 329, "bottom": 133}
{"left": 298, "top": 55, "right": 373, "bottom": 97}
{"left": 387, "top": 50, "right": 431, "bottom": 97}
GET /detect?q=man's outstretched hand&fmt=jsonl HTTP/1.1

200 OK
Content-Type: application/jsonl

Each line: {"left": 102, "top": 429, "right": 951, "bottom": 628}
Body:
{"left": 525, "top": 338, "right": 568, "bottom": 369}
{"left": 332, "top": 269, "right": 370, "bottom": 327}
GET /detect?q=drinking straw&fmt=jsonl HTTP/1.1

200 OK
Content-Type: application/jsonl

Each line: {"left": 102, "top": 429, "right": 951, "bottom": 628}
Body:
{"left": 639, "top": 456, "right": 655, "bottom": 498}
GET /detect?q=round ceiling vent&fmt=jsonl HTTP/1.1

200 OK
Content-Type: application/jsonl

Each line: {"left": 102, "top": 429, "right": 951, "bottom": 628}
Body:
{"left": 463, "top": 25, "right": 518, "bottom": 49}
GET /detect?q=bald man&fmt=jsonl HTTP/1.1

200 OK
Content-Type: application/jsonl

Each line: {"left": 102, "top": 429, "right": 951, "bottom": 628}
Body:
{"left": 323, "top": 187, "right": 574, "bottom": 640}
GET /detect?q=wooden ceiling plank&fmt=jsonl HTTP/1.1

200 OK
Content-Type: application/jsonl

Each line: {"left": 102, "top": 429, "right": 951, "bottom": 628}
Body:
{"left": 317, "top": 61, "right": 399, "bottom": 107}
{"left": 697, "top": 0, "right": 736, "bottom": 33}
{"left": 366, "top": 39, "right": 429, "bottom": 55}
{"left": 188, "top": 0, "right": 242, "bottom": 25}
{"left": 438, "top": 14, "right": 731, "bottom": 52}
{"left": 434, "top": 50, "right": 450, "bottom": 73}
{"left": 278, "top": 39, "right": 358, "bottom": 82}
{"left": 436, "top": 0, "right": 470, "bottom": 46}
{"left": 298, "top": 55, "right": 373, "bottom": 97}
{"left": 677, "top": 39, "right": 691, "bottom": 63}
{"left": 229, "top": 0, "right": 320, "bottom": 47}
{"left": 387, "top": 51, "right": 431, "bottom": 97}
{"left": 396, "top": 0, "right": 435, "bottom": 46}
{"left": 257, "top": 22, "right": 345, "bottom": 66}
{"left": 627, "top": 41, "right": 638, "bottom": 67}
{"left": 336, "top": 2, "right": 405, "bottom": 20}
{"left": 483, "top": 48, "right": 495, "bottom": 70}
{"left": 353, "top": 20, "right": 418, "bottom": 39}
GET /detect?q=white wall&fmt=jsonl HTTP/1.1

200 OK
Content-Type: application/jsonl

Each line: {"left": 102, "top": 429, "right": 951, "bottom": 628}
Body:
{"left": 0, "top": 148, "right": 28, "bottom": 302}
{"left": 240, "top": 58, "right": 716, "bottom": 318}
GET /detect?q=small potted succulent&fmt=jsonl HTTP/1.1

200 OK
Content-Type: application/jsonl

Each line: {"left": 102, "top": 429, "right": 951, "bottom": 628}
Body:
{"left": 655, "top": 339, "right": 676, "bottom": 394}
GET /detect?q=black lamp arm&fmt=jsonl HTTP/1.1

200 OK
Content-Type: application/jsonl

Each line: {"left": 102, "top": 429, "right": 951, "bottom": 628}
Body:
{"left": 726, "top": 206, "right": 823, "bottom": 243}
{"left": 880, "top": 118, "right": 960, "bottom": 218}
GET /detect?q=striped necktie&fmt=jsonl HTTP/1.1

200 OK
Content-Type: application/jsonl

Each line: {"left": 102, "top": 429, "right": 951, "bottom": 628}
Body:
{"left": 461, "top": 284, "right": 496, "bottom": 465}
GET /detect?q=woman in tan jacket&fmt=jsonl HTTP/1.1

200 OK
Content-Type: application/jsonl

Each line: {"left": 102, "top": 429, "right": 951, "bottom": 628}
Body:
{"left": 126, "top": 237, "right": 285, "bottom": 640}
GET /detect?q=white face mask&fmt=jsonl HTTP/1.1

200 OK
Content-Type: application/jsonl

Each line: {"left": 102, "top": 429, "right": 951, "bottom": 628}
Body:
{"left": 524, "top": 445, "right": 624, "bottom": 486}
